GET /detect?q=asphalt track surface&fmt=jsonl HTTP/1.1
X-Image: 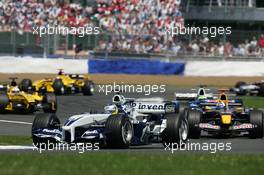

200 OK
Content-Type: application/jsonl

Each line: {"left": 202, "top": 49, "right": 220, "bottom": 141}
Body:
{"left": 0, "top": 86, "right": 263, "bottom": 154}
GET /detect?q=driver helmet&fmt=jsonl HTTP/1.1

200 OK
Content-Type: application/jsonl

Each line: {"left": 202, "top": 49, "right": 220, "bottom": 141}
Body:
{"left": 112, "top": 94, "right": 125, "bottom": 105}
{"left": 58, "top": 69, "right": 64, "bottom": 75}
{"left": 197, "top": 95, "right": 206, "bottom": 100}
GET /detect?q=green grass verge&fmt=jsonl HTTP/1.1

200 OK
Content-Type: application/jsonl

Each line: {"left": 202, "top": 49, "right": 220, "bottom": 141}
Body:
{"left": 0, "top": 153, "right": 263, "bottom": 175}
{"left": 0, "top": 96, "right": 263, "bottom": 175}
{"left": 240, "top": 96, "right": 264, "bottom": 109}
{"left": 0, "top": 135, "right": 32, "bottom": 145}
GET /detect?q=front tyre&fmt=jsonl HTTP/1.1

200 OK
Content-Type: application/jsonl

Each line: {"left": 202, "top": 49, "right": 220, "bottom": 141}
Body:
{"left": 82, "top": 80, "right": 95, "bottom": 96}
{"left": 258, "top": 84, "right": 264, "bottom": 97}
{"left": 32, "top": 113, "right": 61, "bottom": 149}
{"left": 161, "top": 112, "right": 188, "bottom": 148}
{"left": 187, "top": 109, "right": 201, "bottom": 139}
{"left": 20, "top": 79, "right": 32, "bottom": 92}
{"left": 53, "top": 79, "right": 64, "bottom": 95}
{"left": 105, "top": 114, "right": 133, "bottom": 148}
{"left": 235, "top": 81, "right": 247, "bottom": 96}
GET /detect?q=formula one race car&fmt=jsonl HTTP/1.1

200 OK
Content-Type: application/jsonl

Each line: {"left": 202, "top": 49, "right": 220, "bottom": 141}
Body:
{"left": 0, "top": 78, "right": 57, "bottom": 114}
{"left": 230, "top": 81, "right": 264, "bottom": 96}
{"left": 20, "top": 69, "right": 95, "bottom": 96}
{"left": 32, "top": 94, "right": 188, "bottom": 149}
{"left": 186, "top": 90, "right": 263, "bottom": 138}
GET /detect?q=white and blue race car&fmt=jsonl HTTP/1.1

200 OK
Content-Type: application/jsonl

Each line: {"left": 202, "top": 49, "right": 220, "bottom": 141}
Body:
{"left": 32, "top": 95, "right": 188, "bottom": 149}
{"left": 230, "top": 81, "right": 264, "bottom": 96}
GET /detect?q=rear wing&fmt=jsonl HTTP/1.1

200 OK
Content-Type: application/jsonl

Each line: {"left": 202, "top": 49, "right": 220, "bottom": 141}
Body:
{"left": 134, "top": 97, "right": 165, "bottom": 103}
{"left": 213, "top": 92, "right": 237, "bottom": 96}
{"left": 175, "top": 87, "right": 213, "bottom": 101}
{"left": 68, "top": 74, "right": 85, "bottom": 79}
{"left": 199, "top": 99, "right": 243, "bottom": 107}
{"left": 175, "top": 93, "right": 197, "bottom": 101}
{"left": 175, "top": 93, "right": 214, "bottom": 101}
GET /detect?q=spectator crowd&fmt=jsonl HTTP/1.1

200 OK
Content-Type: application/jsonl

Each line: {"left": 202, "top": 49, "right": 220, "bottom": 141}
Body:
{"left": 0, "top": 0, "right": 95, "bottom": 33}
{"left": 0, "top": 0, "right": 263, "bottom": 57}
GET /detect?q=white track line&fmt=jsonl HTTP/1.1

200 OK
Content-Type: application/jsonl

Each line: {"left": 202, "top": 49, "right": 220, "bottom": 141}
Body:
{"left": 0, "top": 145, "right": 34, "bottom": 150}
{"left": 0, "top": 120, "right": 32, "bottom": 125}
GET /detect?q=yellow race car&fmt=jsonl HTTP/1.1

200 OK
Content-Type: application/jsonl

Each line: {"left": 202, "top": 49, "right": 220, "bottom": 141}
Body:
{"left": 0, "top": 78, "right": 57, "bottom": 114}
{"left": 19, "top": 70, "right": 95, "bottom": 96}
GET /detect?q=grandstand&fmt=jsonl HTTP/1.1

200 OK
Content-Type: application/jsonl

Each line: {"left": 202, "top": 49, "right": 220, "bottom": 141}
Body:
{"left": 182, "top": 0, "right": 264, "bottom": 59}
{"left": 0, "top": 0, "right": 263, "bottom": 60}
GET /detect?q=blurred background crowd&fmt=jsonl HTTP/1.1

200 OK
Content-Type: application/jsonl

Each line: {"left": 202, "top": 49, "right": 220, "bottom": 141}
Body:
{"left": 0, "top": 0, "right": 263, "bottom": 57}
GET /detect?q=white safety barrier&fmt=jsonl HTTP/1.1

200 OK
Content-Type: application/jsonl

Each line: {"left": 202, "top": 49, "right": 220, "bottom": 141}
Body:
{"left": 0, "top": 56, "right": 88, "bottom": 74}
{"left": 185, "top": 61, "right": 264, "bottom": 76}
{"left": 1, "top": 57, "right": 264, "bottom": 76}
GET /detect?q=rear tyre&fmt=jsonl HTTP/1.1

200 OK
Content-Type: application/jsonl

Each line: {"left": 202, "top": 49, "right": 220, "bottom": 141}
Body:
{"left": 249, "top": 110, "right": 263, "bottom": 138}
{"left": 235, "top": 81, "right": 247, "bottom": 96}
{"left": 0, "top": 93, "right": 9, "bottom": 113}
{"left": 43, "top": 93, "right": 57, "bottom": 113}
{"left": 32, "top": 113, "right": 61, "bottom": 149}
{"left": 53, "top": 79, "right": 64, "bottom": 95}
{"left": 19, "top": 79, "right": 32, "bottom": 92}
{"left": 187, "top": 109, "right": 201, "bottom": 139}
{"left": 258, "top": 84, "right": 264, "bottom": 97}
{"left": 179, "top": 102, "right": 188, "bottom": 112}
{"left": 105, "top": 114, "right": 133, "bottom": 148}
{"left": 161, "top": 112, "right": 188, "bottom": 149}
{"left": 235, "top": 81, "right": 246, "bottom": 88}
{"left": 82, "top": 80, "right": 95, "bottom": 96}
